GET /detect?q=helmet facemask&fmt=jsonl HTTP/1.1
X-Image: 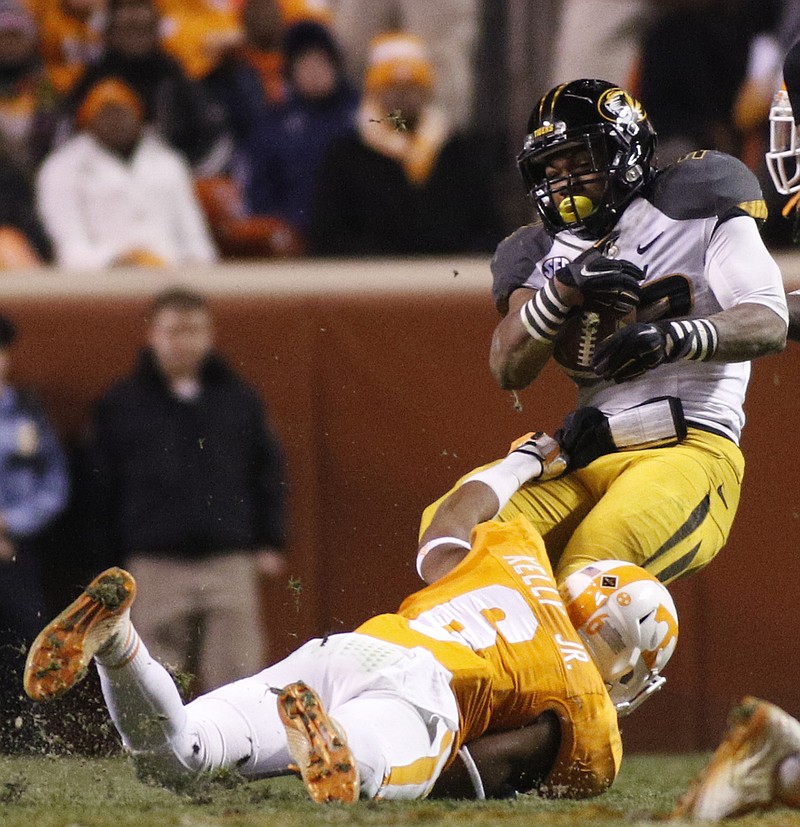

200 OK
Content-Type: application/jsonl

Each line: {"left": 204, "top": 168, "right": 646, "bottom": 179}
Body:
{"left": 766, "top": 89, "right": 800, "bottom": 195}
{"left": 519, "top": 80, "right": 656, "bottom": 239}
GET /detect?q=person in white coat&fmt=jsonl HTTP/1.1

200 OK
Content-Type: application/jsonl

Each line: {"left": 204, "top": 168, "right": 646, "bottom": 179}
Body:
{"left": 36, "top": 77, "right": 218, "bottom": 270}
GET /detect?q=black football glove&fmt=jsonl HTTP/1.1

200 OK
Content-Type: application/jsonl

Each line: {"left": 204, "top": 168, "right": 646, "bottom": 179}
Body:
{"left": 592, "top": 323, "right": 668, "bottom": 382}
{"left": 592, "top": 319, "right": 719, "bottom": 383}
{"left": 554, "top": 246, "right": 645, "bottom": 316}
{"left": 555, "top": 407, "right": 616, "bottom": 471}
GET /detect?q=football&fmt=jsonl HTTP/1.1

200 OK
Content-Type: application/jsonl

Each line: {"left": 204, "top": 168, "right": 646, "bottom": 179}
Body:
{"left": 552, "top": 302, "right": 636, "bottom": 381}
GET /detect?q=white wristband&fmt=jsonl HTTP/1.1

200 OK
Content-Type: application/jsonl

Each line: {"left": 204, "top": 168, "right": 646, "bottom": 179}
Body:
{"left": 465, "top": 452, "right": 542, "bottom": 514}
{"left": 519, "top": 279, "right": 570, "bottom": 342}
{"left": 416, "top": 536, "right": 471, "bottom": 579}
{"left": 466, "top": 467, "right": 521, "bottom": 512}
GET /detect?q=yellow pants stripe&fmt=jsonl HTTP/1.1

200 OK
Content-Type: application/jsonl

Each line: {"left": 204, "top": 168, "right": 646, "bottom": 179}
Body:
{"left": 643, "top": 492, "right": 711, "bottom": 580}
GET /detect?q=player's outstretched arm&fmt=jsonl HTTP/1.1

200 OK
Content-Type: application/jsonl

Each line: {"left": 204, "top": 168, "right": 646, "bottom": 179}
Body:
{"left": 416, "top": 433, "right": 566, "bottom": 583}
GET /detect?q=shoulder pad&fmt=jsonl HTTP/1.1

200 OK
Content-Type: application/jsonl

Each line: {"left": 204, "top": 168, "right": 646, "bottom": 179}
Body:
{"left": 646, "top": 150, "right": 767, "bottom": 223}
{"left": 491, "top": 223, "right": 553, "bottom": 314}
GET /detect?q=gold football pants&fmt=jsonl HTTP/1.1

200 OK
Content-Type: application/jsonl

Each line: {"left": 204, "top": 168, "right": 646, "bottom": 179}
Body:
{"left": 420, "top": 428, "right": 744, "bottom": 584}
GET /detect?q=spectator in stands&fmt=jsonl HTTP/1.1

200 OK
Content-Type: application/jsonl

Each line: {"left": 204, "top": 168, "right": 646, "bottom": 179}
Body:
{"left": 331, "top": 0, "right": 478, "bottom": 130}
{"left": 87, "top": 286, "right": 289, "bottom": 692}
{"left": 35, "top": 77, "right": 218, "bottom": 269}
{"left": 0, "top": 142, "right": 50, "bottom": 267}
{"left": 198, "top": 2, "right": 343, "bottom": 258}
{"left": 58, "top": 0, "right": 233, "bottom": 177}
{"left": 309, "top": 31, "right": 503, "bottom": 256}
{"left": 636, "top": 0, "right": 783, "bottom": 165}
{"left": 279, "top": 0, "right": 331, "bottom": 26}
{"left": 31, "top": 0, "right": 106, "bottom": 96}
{"left": 203, "top": 0, "right": 333, "bottom": 149}
{"left": 0, "top": 312, "right": 69, "bottom": 750}
{"left": 203, "top": 0, "right": 288, "bottom": 152}
{"left": 0, "top": 0, "right": 61, "bottom": 172}
{"left": 244, "top": 19, "right": 358, "bottom": 244}
{"left": 156, "top": 0, "right": 243, "bottom": 82}
{"left": 549, "top": 1, "right": 653, "bottom": 91}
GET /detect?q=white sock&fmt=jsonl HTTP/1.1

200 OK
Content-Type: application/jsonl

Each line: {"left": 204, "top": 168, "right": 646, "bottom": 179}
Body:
{"left": 95, "top": 614, "right": 138, "bottom": 668}
{"left": 96, "top": 630, "right": 189, "bottom": 754}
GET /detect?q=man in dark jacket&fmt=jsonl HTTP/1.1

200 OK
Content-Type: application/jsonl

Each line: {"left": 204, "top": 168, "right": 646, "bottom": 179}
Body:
{"left": 89, "top": 286, "right": 288, "bottom": 692}
{"left": 309, "top": 31, "right": 503, "bottom": 256}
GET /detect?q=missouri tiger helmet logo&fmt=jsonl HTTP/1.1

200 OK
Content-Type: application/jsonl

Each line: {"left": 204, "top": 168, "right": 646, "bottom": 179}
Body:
{"left": 597, "top": 88, "right": 647, "bottom": 127}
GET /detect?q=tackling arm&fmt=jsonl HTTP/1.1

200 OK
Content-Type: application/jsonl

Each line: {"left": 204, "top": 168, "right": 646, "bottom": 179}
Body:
{"left": 416, "top": 433, "right": 566, "bottom": 583}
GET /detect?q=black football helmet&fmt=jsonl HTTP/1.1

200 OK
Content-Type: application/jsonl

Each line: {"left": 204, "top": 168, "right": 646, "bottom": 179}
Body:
{"left": 517, "top": 79, "right": 657, "bottom": 239}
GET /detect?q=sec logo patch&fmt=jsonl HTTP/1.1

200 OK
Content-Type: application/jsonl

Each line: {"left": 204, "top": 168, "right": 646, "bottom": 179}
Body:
{"left": 542, "top": 256, "right": 569, "bottom": 278}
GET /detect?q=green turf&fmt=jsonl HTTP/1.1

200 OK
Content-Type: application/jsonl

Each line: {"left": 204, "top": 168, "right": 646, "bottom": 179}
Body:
{"left": 2, "top": 752, "right": 800, "bottom": 827}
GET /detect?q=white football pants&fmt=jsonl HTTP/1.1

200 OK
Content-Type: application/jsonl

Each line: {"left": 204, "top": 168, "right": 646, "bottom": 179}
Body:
{"left": 97, "top": 631, "right": 459, "bottom": 800}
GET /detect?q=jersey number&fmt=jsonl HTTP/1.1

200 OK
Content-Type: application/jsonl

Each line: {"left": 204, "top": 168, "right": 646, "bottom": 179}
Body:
{"left": 639, "top": 273, "right": 693, "bottom": 321}
{"left": 408, "top": 585, "right": 539, "bottom": 650}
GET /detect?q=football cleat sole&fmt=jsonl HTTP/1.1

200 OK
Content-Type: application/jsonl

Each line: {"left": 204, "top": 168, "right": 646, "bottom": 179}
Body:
{"left": 672, "top": 696, "right": 800, "bottom": 820}
{"left": 23, "top": 567, "right": 136, "bottom": 702}
{"left": 277, "top": 680, "right": 359, "bottom": 804}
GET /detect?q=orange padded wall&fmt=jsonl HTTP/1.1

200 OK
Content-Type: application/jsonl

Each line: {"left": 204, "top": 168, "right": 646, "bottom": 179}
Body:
{"left": 3, "top": 277, "right": 798, "bottom": 752}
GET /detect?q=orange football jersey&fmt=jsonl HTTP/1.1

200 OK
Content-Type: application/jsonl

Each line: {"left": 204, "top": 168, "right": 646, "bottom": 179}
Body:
{"left": 357, "top": 515, "right": 622, "bottom": 798}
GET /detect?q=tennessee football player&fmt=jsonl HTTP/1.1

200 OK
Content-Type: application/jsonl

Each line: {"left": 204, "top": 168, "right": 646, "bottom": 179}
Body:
{"left": 668, "top": 40, "right": 800, "bottom": 822}
{"left": 23, "top": 433, "right": 677, "bottom": 804}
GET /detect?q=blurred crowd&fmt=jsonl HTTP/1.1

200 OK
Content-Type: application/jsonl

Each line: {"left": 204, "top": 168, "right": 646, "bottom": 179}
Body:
{"left": 0, "top": 0, "right": 499, "bottom": 268}
{"left": 0, "top": 0, "right": 799, "bottom": 272}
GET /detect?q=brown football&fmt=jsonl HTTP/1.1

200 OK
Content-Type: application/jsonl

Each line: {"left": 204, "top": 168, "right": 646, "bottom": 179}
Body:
{"left": 552, "top": 303, "right": 636, "bottom": 381}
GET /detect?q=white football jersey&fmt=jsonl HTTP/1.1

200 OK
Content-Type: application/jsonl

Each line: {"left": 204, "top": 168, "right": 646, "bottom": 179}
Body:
{"left": 491, "top": 151, "right": 788, "bottom": 444}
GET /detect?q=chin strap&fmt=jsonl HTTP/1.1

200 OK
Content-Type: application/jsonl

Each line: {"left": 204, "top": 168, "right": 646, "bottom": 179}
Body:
{"left": 614, "top": 674, "right": 667, "bottom": 717}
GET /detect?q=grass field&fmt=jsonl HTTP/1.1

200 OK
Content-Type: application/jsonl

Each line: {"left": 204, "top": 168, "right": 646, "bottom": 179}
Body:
{"left": 2, "top": 752, "right": 800, "bottom": 827}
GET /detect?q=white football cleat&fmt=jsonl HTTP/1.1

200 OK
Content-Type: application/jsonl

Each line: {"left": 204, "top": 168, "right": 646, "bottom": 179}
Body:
{"left": 672, "top": 696, "right": 800, "bottom": 821}
{"left": 24, "top": 567, "right": 136, "bottom": 701}
{"left": 277, "top": 680, "right": 359, "bottom": 804}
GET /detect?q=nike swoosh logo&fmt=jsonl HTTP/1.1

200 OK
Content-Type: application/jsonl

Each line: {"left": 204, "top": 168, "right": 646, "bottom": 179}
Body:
{"left": 637, "top": 232, "right": 664, "bottom": 255}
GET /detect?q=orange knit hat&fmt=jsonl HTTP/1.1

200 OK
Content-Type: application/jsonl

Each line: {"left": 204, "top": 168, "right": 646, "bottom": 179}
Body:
{"left": 278, "top": 0, "right": 332, "bottom": 25}
{"left": 364, "top": 32, "right": 434, "bottom": 92}
{"left": 76, "top": 78, "right": 145, "bottom": 130}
